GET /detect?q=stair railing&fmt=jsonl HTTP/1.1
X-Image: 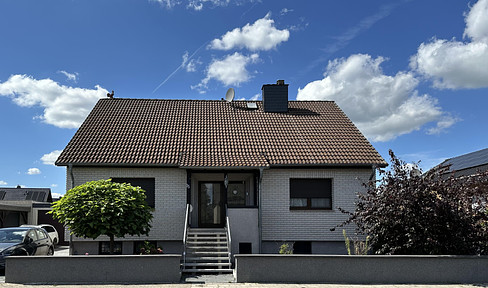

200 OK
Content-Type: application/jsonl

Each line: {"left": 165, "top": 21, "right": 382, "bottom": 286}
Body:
{"left": 225, "top": 204, "right": 232, "bottom": 267}
{"left": 183, "top": 203, "right": 191, "bottom": 269}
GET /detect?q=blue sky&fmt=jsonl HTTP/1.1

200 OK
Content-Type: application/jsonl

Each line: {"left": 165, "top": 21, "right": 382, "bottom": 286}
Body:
{"left": 1, "top": 0, "right": 487, "bottom": 197}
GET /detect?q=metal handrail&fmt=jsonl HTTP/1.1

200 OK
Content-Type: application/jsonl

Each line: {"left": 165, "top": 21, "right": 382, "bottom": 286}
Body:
{"left": 225, "top": 205, "right": 232, "bottom": 266}
{"left": 183, "top": 203, "right": 191, "bottom": 268}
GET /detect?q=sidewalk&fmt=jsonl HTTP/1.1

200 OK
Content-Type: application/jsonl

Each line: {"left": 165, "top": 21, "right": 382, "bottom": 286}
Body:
{"left": 0, "top": 284, "right": 486, "bottom": 288}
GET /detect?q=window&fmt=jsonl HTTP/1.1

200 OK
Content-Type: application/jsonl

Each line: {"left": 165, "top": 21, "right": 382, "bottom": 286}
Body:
{"left": 289, "top": 178, "right": 332, "bottom": 210}
{"left": 41, "top": 225, "right": 55, "bottom": 233}
{"left": 99, "top": 241, "right": 122, "bottom": 254}
{"left": 227, "top": 181, "right": 246, "bottom": 207}
{"left": 111, "top": 178, "right": 155, "bottom": 208}
{"left": 36, "top": 229, "right": 49, "bottom": 240}
{"left": 27, "top": 229, "right": 38, "bottom": 242}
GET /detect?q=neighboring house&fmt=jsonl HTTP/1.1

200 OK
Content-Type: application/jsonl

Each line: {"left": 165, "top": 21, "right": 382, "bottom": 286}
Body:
{"left": 0, "top": 186, "right": 52, "bottom": 227}
{"left": 435, "top": 148, "right": 488, "bottom": 178}
{"left": 56, "top": 80, "right": 386, "bottom": 262}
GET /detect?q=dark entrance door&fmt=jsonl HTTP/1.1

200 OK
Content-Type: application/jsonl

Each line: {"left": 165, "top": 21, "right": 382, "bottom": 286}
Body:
{"left": 198, "top": 182, "right": 225, "bottom": 227}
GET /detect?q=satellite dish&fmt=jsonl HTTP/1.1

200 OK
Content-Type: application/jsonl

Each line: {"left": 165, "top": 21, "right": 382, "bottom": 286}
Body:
{"left": 225, "top": 88, "right": 235, "bottom": 103}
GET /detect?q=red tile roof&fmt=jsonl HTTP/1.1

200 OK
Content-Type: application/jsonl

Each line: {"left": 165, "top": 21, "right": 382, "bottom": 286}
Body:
{"left": 56, "top": 99, "right": 386, "bottom": 168}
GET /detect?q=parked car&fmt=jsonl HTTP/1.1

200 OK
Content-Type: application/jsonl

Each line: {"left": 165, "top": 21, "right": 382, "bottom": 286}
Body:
{"left": 0, "top": 227, "right": 54, "bottom": 269}
{"left": 21, "top": 224, "right": 59, "bottom": 245}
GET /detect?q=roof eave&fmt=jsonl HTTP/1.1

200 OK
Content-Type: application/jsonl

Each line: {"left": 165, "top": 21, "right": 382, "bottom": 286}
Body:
{"left": 269, "top": 163, "right": 387, "bottom": 168}
{"left": 179, "top": 165, "right": 270, "bottom": 170}
{"left": 55, "top": 162, "right": 180, "bottom": 168}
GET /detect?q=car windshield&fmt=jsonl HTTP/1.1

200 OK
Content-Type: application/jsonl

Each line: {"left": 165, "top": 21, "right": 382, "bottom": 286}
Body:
{"left": 0, "top": 229, "right": 27, "bottom": 243}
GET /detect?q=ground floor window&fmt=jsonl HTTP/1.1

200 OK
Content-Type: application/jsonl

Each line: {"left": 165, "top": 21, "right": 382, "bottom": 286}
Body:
{"left": 289, "top": 178, "right": 332, "bottom": 210}
{"left": 227, "top": 181, "right": 246, "bottom": 207}
{"left": 111, "top": 177, "right": 155, "bottom": 208}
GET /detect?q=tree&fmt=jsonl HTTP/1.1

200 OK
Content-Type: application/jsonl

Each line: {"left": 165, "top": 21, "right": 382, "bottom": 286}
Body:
{"left": 336, "top": 150, "right": 488, "bottom": 255}
{"left": 50, "top": 179, "right": 153, "bottom": 254}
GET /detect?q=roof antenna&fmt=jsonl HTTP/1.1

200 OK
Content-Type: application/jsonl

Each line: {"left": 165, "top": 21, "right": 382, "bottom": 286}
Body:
{"left": 107, "top": 90, "right": 114, "bottom": 99}
{"left": 225, "top": 88, "right": 235, "bottom": 102}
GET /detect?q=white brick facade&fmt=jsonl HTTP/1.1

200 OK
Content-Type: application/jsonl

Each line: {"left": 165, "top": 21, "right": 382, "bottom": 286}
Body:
{"left": 261, "top": 168, "right": 371, "bottom": 242}
{"left": 65, "top": 166, "right": 371, "bottom": 246}
{"left": 67, "top": 167, "right": 187, "bottom": 241}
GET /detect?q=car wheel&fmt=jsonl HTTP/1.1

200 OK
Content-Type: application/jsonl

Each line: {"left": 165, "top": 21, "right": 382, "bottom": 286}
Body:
{"left": 53, "top": 238, "right": 58, "bottom": 246}
{"left": 48, "top": 247, "right": 54, "bottom": 256}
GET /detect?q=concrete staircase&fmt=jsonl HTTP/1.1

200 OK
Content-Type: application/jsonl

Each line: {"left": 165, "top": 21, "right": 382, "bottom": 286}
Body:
{"left": 182, "top": 228, "right": 232, "bottom": 273}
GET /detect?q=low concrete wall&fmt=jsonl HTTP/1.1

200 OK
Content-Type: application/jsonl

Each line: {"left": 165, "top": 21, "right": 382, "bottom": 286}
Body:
{"left": 6, "top": 255, "right": 181, "bottom": 284}
{"left": 235, "top": 254, "right": 488, "bottom": 284}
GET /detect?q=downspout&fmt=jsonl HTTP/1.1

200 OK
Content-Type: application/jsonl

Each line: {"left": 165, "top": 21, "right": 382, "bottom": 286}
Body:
{"left": 369, "top": 165, "right": 377, "bottom": 181}
{"left": 68, "top": 164, "right": 75, "bottom": 189}
{"left": 258, "top": 167, "right": 264, "bottom": 253}
{"left": 68, "top": 164, "right": 74, "bottom": 254}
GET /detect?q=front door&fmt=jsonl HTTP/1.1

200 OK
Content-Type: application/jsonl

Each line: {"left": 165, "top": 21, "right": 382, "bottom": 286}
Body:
{"left": 198, "top": 182, "right": 225, "bottom": 227}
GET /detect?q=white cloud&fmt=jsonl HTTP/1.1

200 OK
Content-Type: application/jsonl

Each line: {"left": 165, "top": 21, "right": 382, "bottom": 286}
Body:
{"left": 464, "top": 0, "right": 488, "bottom": 43}
{"left": 187, "top": 0, "right": 230, "bottom": 10}
{"left": 193, "top": 52, "right": 259, "bottom": 92}
{"left": 411, "top": 0, "right": 488, "bottom": 89}
{"left": 151, "top": 0, "right": 255, "bottom": 10}
{"left": 27, "top": 168, "right": 41, "bottom": 175}
{"left": 41, "top": 150, "right": 63, "bottom": 165}
{"left": 280, "top": 8, "right": 293, "bottom": 15}
{"left": 0, "top": 180, "right": 7, "bottom": 185}
{"left": 250, "top": 93, "right": 260, "bottom": 100}
{"left": 182, "top": 51, "right": 200, "bottom": 72}
{"left": 209, "top": 13, "right": 290, "bottom": 51}
{"left": 51, "top": 184, "right": 58, "bottom": 188}
{"left": 51, "top": 192, "right": 63, "bottom": 198}
{"left": 150, "top": 0, "right": 180, "bottom": 9}
{"left": 427, "top": 115, "right": 460, "bottom": 135}
{"left": 58, "top": 70, "right": 78, "bottom": 82}
{"left": 297, "top": 54, "right": 455, "bottom": 142}
{"left": 0, "top": 74, "right": 108, "bottom": 128}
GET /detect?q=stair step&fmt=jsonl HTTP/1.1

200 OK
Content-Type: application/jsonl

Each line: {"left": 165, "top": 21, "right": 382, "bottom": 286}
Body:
{"left": 188, "top": 228, "right": 226, "bottom": 231}
{"left": 188, "top": 233, "right": 226, "bottom": 237}
{"left": 188, "top": 229, "right": 226, "bottom": 233}
{"left": 187, "top": 236, "right": 227, "bottom": 240}
{"left": 185, "top": 256, "right": 229, "bottom": 261}
{"left": 186, "top": 245, "right": 228, "bottom": 249}
{"left": 182, "top": 268, "right": 233, "bottom": 273}
{"left": 188, "top": 251, "right": 229, "bottom": 255}
{"left": 187, "top": 241, "right": 228, "bottom": 245}
{"left": 183, "top": 262, "right": 231, "bottom": 267}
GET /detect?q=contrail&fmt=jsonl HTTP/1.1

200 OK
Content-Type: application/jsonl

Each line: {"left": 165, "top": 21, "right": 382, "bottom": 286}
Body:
{"left": 152, "top": 41, "right": 208, "bottom": 94}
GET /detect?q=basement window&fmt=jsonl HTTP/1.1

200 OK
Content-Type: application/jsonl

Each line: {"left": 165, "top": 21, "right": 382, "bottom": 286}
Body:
{"left": 99, "top": 241, "right": 122, "bottom": 255}
{"left": 293, "top": 241, "right": 312, "bottom": 254}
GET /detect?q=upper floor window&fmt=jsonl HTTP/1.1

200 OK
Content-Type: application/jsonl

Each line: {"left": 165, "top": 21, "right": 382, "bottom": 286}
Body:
{"left": 289, "top": 178, "right": 332, "bottom": 210}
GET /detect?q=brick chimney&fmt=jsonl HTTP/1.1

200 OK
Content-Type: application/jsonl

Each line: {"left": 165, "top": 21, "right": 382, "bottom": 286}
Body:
{"left": 262, "top": 80, "right": 288, "bottom": 113}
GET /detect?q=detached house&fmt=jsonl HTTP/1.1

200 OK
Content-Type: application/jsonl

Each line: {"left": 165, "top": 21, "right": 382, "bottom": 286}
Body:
{"left": 56, "top": 80, "right": 386, "bottom": 270}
